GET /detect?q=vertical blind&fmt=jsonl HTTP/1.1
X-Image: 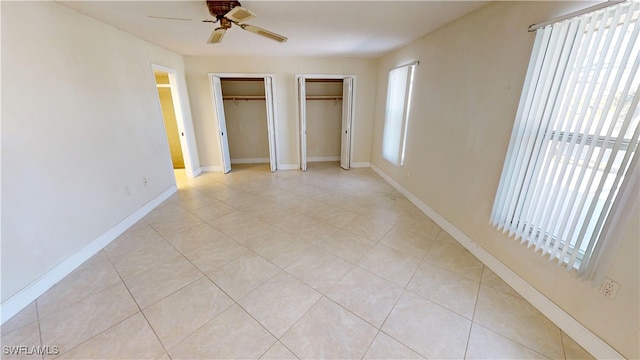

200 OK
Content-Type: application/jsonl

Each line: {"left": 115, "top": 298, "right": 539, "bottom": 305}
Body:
{"left": 491, "top": 0, "right": 640, "bottom": 274}
{"left": 382, "top": 62, "right": 417, "bottom": 165}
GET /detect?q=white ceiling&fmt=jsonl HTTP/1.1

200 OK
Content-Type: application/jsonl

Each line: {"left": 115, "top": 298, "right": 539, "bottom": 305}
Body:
{"left": 58, "top": 1, "right": 489, "bottom": 58}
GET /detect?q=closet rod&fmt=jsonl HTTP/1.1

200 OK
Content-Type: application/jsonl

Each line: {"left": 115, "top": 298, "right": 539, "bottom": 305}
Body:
{"left": 222, "top": 96, "right": 266, "bottom": 101}
{"left": 305, "top": 96, "right": 343, "bottom": 100}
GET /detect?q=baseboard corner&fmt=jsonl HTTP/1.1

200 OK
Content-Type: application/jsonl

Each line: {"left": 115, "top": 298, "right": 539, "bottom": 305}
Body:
{"left": 350, "top": 161, "right": 370, "bottom": 168}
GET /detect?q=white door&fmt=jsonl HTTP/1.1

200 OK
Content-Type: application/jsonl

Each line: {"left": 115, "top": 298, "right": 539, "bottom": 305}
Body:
{"left": 340, "top": 77, "right": 353, "bottom": 170}
{"left": 264, "top": 77, "right": 277, "bottom": 172}
{"left": 211, "top": 76, "right": 231, "bottom": 173}
{"left": 298, "top": 77, "right": 308, "bottom": 172}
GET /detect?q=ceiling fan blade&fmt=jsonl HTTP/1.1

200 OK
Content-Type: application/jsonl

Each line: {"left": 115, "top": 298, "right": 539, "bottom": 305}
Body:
{"left": 147, "top": 15, "right": 193, "bottom": 21}
{"left": 239, "top": 24, "right": 287, "bottom": 43}
{"left": 225, "top": 6, "right": 255, "bottom": 23}
{"left": 208, "top": 28, "right": 226, "bottom": 44}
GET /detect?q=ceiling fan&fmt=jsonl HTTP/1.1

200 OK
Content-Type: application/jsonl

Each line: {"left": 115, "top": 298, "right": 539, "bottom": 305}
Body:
{"left": 149, "top": 1, "right": 287, "bottom": 45}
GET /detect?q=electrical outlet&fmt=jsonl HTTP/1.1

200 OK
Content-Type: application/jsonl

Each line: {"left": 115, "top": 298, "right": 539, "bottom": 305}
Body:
{"left": 600, "top": 277, "right": 620, "bottom": 299}
{"left": 143, "top": 177, "right": 148, "bottom": 187}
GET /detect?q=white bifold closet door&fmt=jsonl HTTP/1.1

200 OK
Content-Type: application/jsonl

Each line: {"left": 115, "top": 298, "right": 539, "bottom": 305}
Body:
{"left": 298, "top": 75, "right": 355, "bottom": 172}
{"left": 264, "top": 77, "right": 277, "bottom": 172}
{"left": 211, "top": 76, "right": 232, "bottom": 173}
{"left": 298, "top": 77, "right": 308, "bottom": 172}
{"left": 340, "top": 78, "right": 353, "bottom": 170}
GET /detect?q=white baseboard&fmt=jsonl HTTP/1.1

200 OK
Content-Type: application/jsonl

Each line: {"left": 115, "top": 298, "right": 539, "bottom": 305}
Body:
{"left": 0, "top": 185, "right": 177, "bottom": 325}
{"left": 231, "top": 158, "right": 270, "bottom": 164}
{"left": 278, "top": 163, "right": 299, "bottom": 170}
{"left": 308, "top": 156, "right": 340, "bottom": 162}
{"left": 351, "top": 162, "right": 370, "bottom": 168}
{"left": 369, "top": 163, "right": 623, "bottom": 360}
{"left": 201, "top": 165, "right": 224, "bottom": 172}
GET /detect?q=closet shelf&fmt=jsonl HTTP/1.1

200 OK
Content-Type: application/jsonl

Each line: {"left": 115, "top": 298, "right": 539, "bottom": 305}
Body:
{"left": 222, "top": 95, "right": 266, "bottom": 101}
{"left": 305, "top": 96, "right": 343, "bottom": 100}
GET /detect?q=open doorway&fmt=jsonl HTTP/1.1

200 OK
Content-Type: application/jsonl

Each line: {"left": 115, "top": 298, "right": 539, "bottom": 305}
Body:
{"left": 209, "top": 73, "right": 277, "bottom": 173}
{"left": 297, "top": 74, "right": 355, "bottom": 171}
{"left": 152, "top": 64, "right": 198, "bottom": 181}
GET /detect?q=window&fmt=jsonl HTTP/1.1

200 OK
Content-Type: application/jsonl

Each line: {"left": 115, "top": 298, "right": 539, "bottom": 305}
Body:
{"left": 382, "top": 62, "right": 417, "bottom": 165}
{"left": 491, "top": 1, "right": 640, "bottom": 274}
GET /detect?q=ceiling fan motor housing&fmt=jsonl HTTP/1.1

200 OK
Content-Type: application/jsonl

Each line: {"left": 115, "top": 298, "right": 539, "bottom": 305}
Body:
{"left": 206, "top": 1, "right": 241, "bottom": 19}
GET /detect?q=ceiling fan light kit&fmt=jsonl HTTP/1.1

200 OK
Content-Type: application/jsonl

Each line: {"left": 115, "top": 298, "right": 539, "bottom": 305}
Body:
{"left": 149, "top": 1, "right": 287, "bottom": 44}
{"left": 204, "top": 0, "right": 287, "bottom": 44}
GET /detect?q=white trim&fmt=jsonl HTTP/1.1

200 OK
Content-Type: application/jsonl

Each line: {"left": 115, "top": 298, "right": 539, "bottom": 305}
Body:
{"left": 0, "top": 186, "right": 177, "bottom": 324}
{"left": 278, "top": 163, "right": 299, "bottom": 170}
{"left": 351, "top": 162, "right": 370, "bottom": 168}
{"left": 308, "top": 156, "right": 340, "bottom": 162}
{"left": 369, "top": 163, "right": 624, "bottom": 360}
{"left": 208, "top": 72, "right": 274, "bottom": 78}
{"left": 230, "top": 158, "right": 270, "bottom": 164}
{"left": 201, "top": 165, "right": 224, "bottom": 172}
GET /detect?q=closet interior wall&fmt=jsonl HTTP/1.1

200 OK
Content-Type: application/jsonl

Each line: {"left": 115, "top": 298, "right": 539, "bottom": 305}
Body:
{"left": 221, "top": 78, "right": 270, "bottom": 164}
{"left": 305, "top": 79, "right": 343, "bottom": 162}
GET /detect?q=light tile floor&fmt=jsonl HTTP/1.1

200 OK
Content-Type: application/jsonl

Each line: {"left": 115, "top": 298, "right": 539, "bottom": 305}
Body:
{"left": 1, "top": 163, "right": 596, "bottom": 359}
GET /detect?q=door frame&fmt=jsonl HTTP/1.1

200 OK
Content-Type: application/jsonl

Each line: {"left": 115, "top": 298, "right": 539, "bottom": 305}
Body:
{"left": 151, "top": 64, "right": 200, "bottom": 178}
{"left": 295, "top": 74, "right": 356, "bottom": 171}
{"left": 208, "top": 73, "right": 279, "bottom": 173}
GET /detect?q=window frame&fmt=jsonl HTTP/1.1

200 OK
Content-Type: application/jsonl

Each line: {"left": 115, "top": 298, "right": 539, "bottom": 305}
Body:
{"left": 381, "top": 61, "right": 418, "bottom": 166}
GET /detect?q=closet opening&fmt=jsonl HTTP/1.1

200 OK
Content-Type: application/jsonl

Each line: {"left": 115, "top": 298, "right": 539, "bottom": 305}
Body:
{"left": 209, "top": 74, "right": 277, "bottom": 173}
{"left": 297, "top": 74, "right": 355, "bottom": 172}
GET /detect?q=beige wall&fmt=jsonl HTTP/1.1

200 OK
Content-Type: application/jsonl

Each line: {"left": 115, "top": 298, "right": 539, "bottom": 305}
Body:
{"left": 1, "top": 2, "right": 193, "bottom": 302}
{"left": 306, "top": 100, "right": 343, "bottom": 158}
{"left": 184, "top": 56, "right": 378, "bottom": 168}
{"left": 306, "top": 81, "right": 344, "bottom": 159}
{"left": 370, "top": 2, "right": 638, "bottom": 358}
{"left": 223, "top": 99, "right": 271, "bottom": 161}
{"left": 220, "top": 80, "right": 271, "bottom": 162}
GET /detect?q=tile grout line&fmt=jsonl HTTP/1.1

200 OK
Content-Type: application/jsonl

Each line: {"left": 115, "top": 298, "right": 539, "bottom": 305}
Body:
{"left": 34, "top": 301, "right": 44, "bottom": 360}
{"left": 560, "top": 328, "right": 569, "bottom": 360}
{"left": 105, "top": 219, "right": 240, "bottom": 354}
{"left": 359, "top": 328, "right": 381, "bottom": 360}
{"left": 378, "top": 230, "right": 437, "bottom": 357}
{"left": 107, "top": 232, "right": 208, "bottom": 310}
{"left": 376, "top": 288, "right": 429, "bottom": 359}
{"left": 103, "top": 250, "right": 171, "bottom": 358}
{"left": 62, "top": 314, "right": 142, "bottom": 358}
{"left": 141, "top": 229, "right": 243, "bottom": 325}
{"left": 462, "top": 264, "right": 486, "bottom": 359}
{"left": 157, "top": 219, "right": 292, "bottom": 357}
